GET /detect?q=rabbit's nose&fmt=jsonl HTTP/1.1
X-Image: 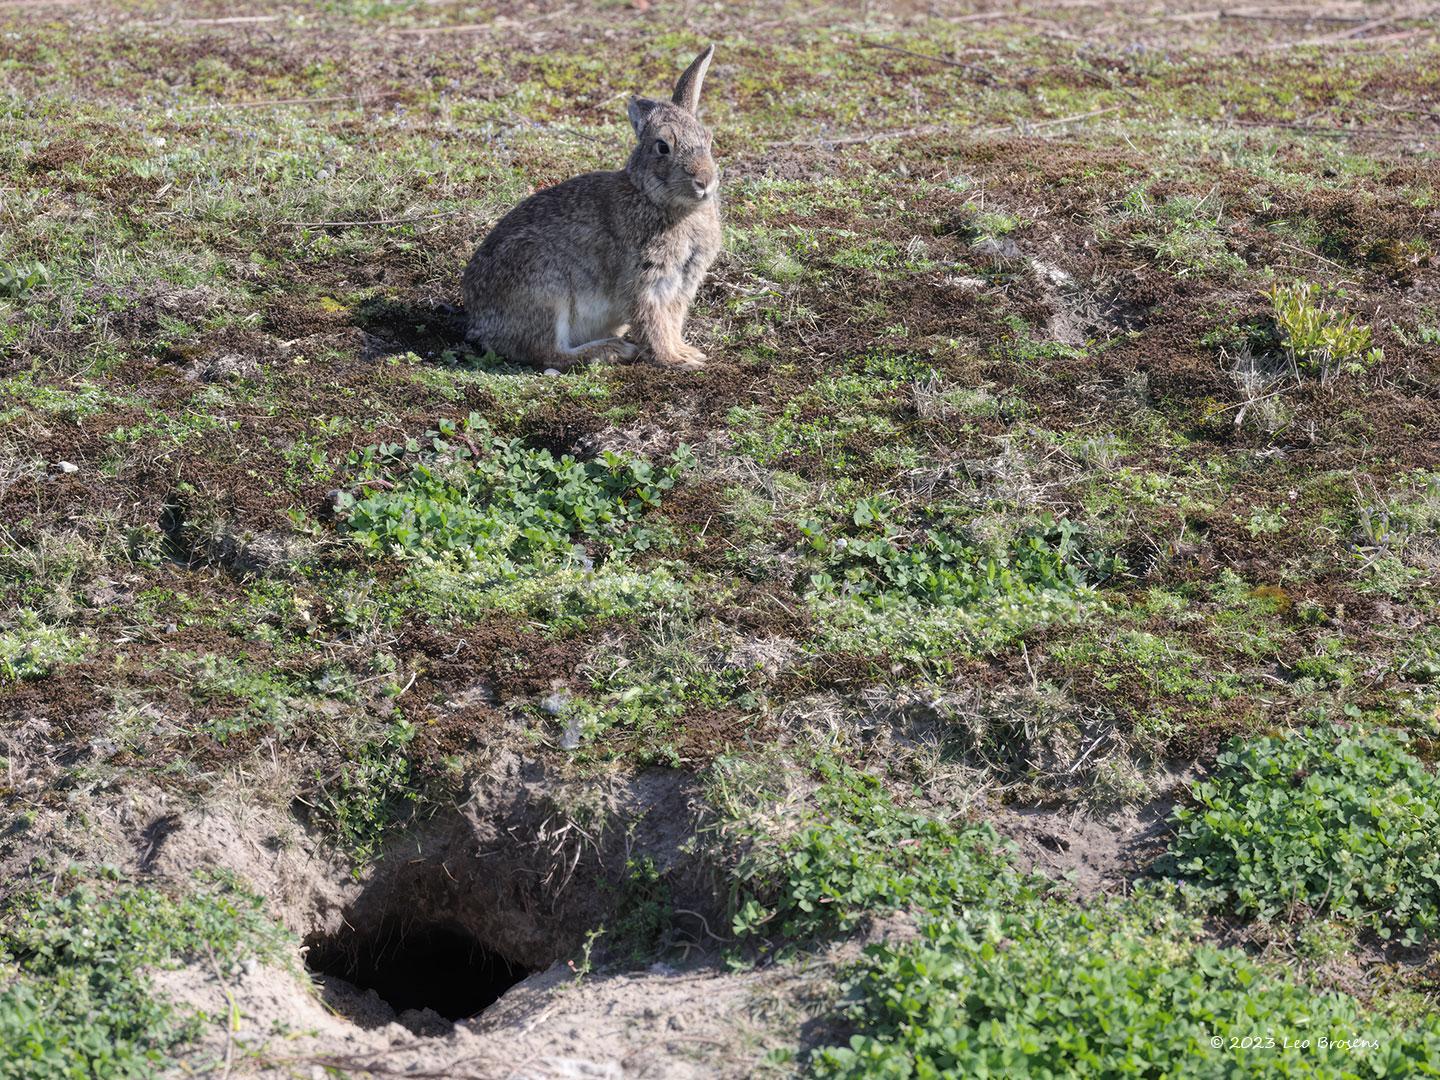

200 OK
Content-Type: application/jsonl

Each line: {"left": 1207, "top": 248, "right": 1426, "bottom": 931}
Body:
{"left": 691, "top": 176, "right": 713, "bottom": 199}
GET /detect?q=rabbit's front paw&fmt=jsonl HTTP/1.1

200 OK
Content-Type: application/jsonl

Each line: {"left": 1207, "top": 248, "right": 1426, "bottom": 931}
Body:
{"left": 666, "top": 344, "right": 708, "bottom": 370}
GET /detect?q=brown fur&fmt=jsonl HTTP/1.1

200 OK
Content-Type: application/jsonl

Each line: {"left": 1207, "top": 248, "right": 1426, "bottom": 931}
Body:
{"left": 462, "top": 46, "right": 722, "bottom": 371}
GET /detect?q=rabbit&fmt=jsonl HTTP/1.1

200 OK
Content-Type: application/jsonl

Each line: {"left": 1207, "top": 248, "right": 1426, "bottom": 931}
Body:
{"left": 462, "top": 45, "right": 722, "bottom": 372}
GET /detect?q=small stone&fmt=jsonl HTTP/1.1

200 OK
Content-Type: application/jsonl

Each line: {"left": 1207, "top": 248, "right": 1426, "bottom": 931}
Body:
{"left": 1030, "top": 259, "right": 1074, "bottom": 288}
{"left": 543, "top": 367, "right": 562, "bottom": 377}
{"left": 56, "top": 461, "right": 79, "bottom": 474}
{"left": 943, "top": 275, "right": 987, "bottom": 291}
{"left": 446, "top": 681, "right": 496, "bottom": 710}
{"left": 973, "top": 236, "right": 1022, "bottom": 264}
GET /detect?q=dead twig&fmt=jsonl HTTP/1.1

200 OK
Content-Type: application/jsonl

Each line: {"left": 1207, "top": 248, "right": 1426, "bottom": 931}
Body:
{"left": 267, "top": 1054, "right": 501, "bottom": 1079}
{"left": 202, "top": 944, "right": 238, "bottom": 1080}
{"left": 947, "top": 9, "right": 1028, "bottom": 21}
{"left": 1219, "top": 10, "right": 1369, "bottom": 24}
{"left": 1263, "top": 16, "right": 1427, "bottom": 50}
{"left": 277, "top": 210, "right": 464, "bottom": 228}
{"left": 1334, "top": 13, "right": 1403, "bottom": 38}
{"left": 771, "top": 106, "right": 1120, "bottom": 148}
{"left": 195, "top": 92, "right": 399, "bottom": 111}
{"left": 983, "top": 104, "right": 1122, "bottom": 135}
{"left": 852, "top": 38, "right": 999, "bottom": 83}
{"left": 1273, "top": 240, "right": 1346, "bottom": 270}
{"left": 391, "top": 22, "right": 500, "bottom": 35}
{"left": 767, "top": 123, "right": 956, "bottom": 148}
{"left": 1070, "top": 61, "right": 1145, "bottom": 105}
{"left": 135, "top": 14, "right": 281, "bottom": 25}
{"left": 1227, "top": 118, "right": 1432, "bottom": 142}
{"left": 1067, "top": 724, "right": 1117, "bottom": 775}
{"left": 1372, "top": 100, "right": 1440, "bottom": 121}
{"left": 749, "top": 3, "right": 844, "bottom": 32}
{"left": 674, "top": 907, "right": 736, "bottom": 943}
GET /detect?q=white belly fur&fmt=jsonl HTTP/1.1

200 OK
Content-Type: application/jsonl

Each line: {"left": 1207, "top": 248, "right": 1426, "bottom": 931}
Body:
{"left": 567, "top": 292, "right": 625, "bottom": 345}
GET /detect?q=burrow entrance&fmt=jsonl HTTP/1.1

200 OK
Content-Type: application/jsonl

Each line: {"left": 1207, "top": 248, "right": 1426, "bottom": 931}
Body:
{"left": 296, "top": 768, "right": 703, "bottom": 1033}
{"left": 305, "top": 916, "right": 532, "bottom": 1029}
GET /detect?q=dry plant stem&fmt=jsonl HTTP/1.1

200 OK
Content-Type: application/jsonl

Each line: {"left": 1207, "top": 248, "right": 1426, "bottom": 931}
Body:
{"left": 196, "top": 93, "right": 400, "bottom": 111}
{"left": 852, "top": 38, "right": 999, "bottom": 83}
{"left": 278, "top": 210, "right": 465, "bottom": 228}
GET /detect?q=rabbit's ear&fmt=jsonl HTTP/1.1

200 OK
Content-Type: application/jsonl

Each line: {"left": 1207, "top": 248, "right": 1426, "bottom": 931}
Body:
{"left": 628, "top": 96, "right": 661, "bottom": 136}
{"left": 671, "top": 44, "right": 715, "bottom": 114}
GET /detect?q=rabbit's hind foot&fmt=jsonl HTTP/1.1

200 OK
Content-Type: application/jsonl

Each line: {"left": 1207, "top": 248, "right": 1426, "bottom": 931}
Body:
{"left": 559, "top": 337, "right": 640, "bottom": 366}
{"left": 646, "top": 343, "right": 707, "bottom": 371}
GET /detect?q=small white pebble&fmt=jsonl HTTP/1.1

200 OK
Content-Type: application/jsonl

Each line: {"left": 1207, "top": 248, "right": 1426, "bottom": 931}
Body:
{"left": 542, "top": 367, "right": 562, "bottom": 377}
{"left": 56, "top": 461, "right": 79, "bottom": 473}
{"left": 942, "top": 275, "right": 988, "bottom": 291}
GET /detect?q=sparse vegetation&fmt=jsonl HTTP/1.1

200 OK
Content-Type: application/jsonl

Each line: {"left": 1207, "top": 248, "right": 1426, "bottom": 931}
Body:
{"left": 730, "top": 761, "right": 1036, "bottom": 946}
{"left": 1269, "top": 282, "right": 1384, "bottom": 381}
{"left": 1122, "top": 190, "right": 1247, "bottom": 278}
{"left": 3, "top": 0, "right": 1438, "bottom": 1073}
{"left": 311, "top": 715, "right": 431, "bottom": 868}
{"left": 0, "top": 873, "right": 286, "bottom": 1080}
{"left": 0, "top": 610, "right": 89, "bottom": 684}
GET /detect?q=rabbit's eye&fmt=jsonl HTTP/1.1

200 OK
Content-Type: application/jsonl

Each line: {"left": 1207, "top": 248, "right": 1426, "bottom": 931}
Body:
{"left": 655, "top": 139, "right": 671, "bottom": 156}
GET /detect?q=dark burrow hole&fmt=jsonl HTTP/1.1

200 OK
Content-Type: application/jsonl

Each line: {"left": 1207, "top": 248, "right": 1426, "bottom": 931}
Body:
{"left": 305, "top": 917, "right": 531, "bottom": 1023}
